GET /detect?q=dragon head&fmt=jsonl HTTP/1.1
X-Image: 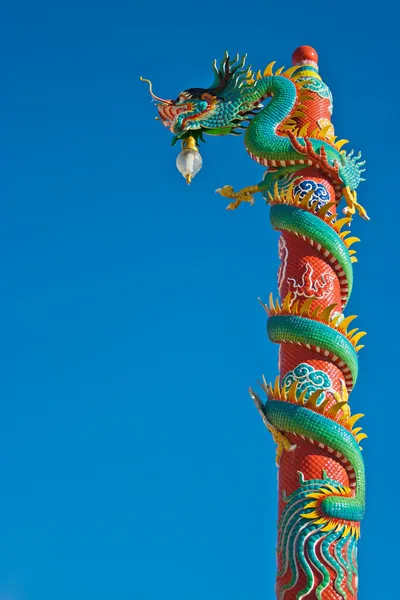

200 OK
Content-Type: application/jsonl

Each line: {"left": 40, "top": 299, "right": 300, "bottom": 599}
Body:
{"left": 141, "top": 53, "right": 260, "bottom": 145}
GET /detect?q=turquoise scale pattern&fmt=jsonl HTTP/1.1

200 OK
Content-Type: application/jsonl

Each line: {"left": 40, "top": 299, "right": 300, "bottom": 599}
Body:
{"left": 267, "top": 315, "right": 358, "bottom": 389}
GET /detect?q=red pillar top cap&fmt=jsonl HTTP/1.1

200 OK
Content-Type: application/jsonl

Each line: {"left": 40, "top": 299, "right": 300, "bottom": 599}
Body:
{"left": 292, "top": 46, "right": 319, "bottom": 67}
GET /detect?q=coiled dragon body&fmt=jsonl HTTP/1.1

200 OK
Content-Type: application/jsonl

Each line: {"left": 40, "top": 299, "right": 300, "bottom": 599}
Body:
{"left": 252, "top": 182, "right": 367, "bottom": 597}
{"left": 143, "top": 46, "right": 367, "bottom": 599}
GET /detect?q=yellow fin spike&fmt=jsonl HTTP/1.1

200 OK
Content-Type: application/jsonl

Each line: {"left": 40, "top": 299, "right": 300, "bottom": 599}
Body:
{"left": 246, "top": 68, "right": 253, "bottom": 79}
{"left": 356, "top": 432, "right": 368, "bottom": 443}
{"left": 352, "top": 427, "right": 363, "bottom": 436}
{"left": 347, "top": 328, "right": 359, "bottom": 339}
{"left": 247, "top": 78, "right": 255, "bottom": 85}
{"left": 326, "top": 484, "right": 340, "bottom": 494}
{"left": 347, "top": 413, "right": 364, "bottom": 428}
{"left": 340, "top": 380, "right": 349, "bottom": 403}
{"left": 300, "top": 190, "right": 315, "bottom": 209}
{"left": 282, "top": 292, "right": 292, "bottom": 313}
{"left": 298, "top": 389, "right": 308, "bottom": 405}
{"left": 355, "top": 344, "right": 365, "bottom": 352}
{"left": 325, "top": 214, "right": 337, "bottom": 225}
{"left": 283, "top": 66, "right": 299, "bottom": 78}
{"left": 306, "top": 389, "right": 324, "bottom": 410}
{"left": 299, "top": 297, "right": 314, "bottom": 317}
{"left": 310, "top": 306, "right": 320, "bottom": 320}
{"left": 339, "top": 230, "right": 351, "bottom": 239}
{"left": 335, "top": 139, "right": 349, "bottom": 150}
{"left": 286, "top": 182, "right": 295, "bottom": 204}
{"left": 345, "top": 236, "right": 361, "bottom": 248}
{"left": 317, "top": 202, "right": 336, "bottom": 218}
{"left": 314, "top": 517, "right": 330, "bottom": 525}
{"left": 328, "top": 402, "right": 349, "bottom": 418}
{"left": 330, "top": 314, "right": 342, "bottom": 328}
{"left": 350, "top": 331, "right": 367, "bottom": 345}
{"left": 259, "top": 299, "right": 269, "bottom": 316}
{"left": 343, "top": 524, "right": 352, "bottom": 538}
{"left": 256, "top": 69, "right": 262, "bottom": 80}
{"left": 317, "top": 398, "right": 331, "bottom": 414}
{"left": 293, "top": 192, "right": 302, "bottom": 206}
{"left": 275, "top": 66, "right": 285, "bottom": 75}
{"left": 333, "top": 217, "right": 352, "bottom": 232}
{"left": 292, "top": 110, "right": 307, "bottom": 119}
{"left": 321, "top": 521, "right": 337, "bottom": 533}
{"left": 291, "top": 299, "right": 300, "bottom": 315}
{"left": 301, "top": 511, "right": 320, "bottom": 520}
{"left": 338, "top": 314, "right": 358, "bottom": 334}
{"left": 273, "top": 376, "right": 280, "bottom": 397}
{"left": 280, "top": 124, "right": 295, "bottom": 132}
{"left": 269, "top": 292, "right": 275, "bottom": 314}
{"left": 350, "top": 256, "right": 358, "bottom": 263}
{"left": 260, "top": 375, "right": 268, "bottom": 393}
{"left": 319, "top": 303, "right": 337, "bottom": 323}
{"left": 288, "top": 381, "right": 297, "bottom": 402}
{"left": 306, "top": 492, "right": 325, "bottom": 499}
{"left": 264, "top": 61, "right": 276, "bottom": 77}
{"left": 348, "top": 249, "right": 357, "bottom": 256}
{"left": 299, "top": 123, "right": 310, "bottom": 137}
{"left": 319, "top": 125, "right": 333, "bottom": 139}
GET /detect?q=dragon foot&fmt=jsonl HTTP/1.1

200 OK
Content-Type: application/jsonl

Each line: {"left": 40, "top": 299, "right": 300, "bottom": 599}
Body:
{"left": 249, "top": 387, "right": 296, "bottom": 465}
{"left": 342, "top": 187, "right": 370, "bottom": 221}
{"left": 268, "top": 424, "right": 297, "bottom": 465}
{"left": 216, "top": 184, "right": 260, "bottom": 211}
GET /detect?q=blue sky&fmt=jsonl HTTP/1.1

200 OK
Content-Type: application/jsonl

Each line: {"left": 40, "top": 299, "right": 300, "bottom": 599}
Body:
{"left": 1, "top": 1, "right": 398, "bottom": 598}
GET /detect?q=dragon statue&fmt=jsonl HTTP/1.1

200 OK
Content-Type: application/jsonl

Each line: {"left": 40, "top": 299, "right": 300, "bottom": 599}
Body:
{"left": 142, "top": 45, "right": 367, "bottom": 599}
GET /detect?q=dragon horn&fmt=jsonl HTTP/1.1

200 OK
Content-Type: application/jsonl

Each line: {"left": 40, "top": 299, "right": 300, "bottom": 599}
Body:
{"left": 140, "top": 77, "right": 173, "bottom": 104}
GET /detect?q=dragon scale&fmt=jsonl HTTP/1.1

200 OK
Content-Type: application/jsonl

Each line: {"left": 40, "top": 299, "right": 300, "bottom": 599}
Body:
{"left": 143, "top": 44, "right": 367, "bottom": 599}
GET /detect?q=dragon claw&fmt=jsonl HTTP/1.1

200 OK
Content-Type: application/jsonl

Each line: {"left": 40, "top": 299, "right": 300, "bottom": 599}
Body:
{"left": 216, "top": 185, "right": 236, "bottom": 199}
{"left": 217, "top": 183, "right": 259, "bottom": 210}
{"left": 342, "top": 187, "right": 369, "bottom": 221}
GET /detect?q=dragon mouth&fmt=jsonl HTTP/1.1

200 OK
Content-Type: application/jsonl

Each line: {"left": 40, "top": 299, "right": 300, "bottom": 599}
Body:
{"left": 157, "top": 103, "right": 191, "bottom": 132}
